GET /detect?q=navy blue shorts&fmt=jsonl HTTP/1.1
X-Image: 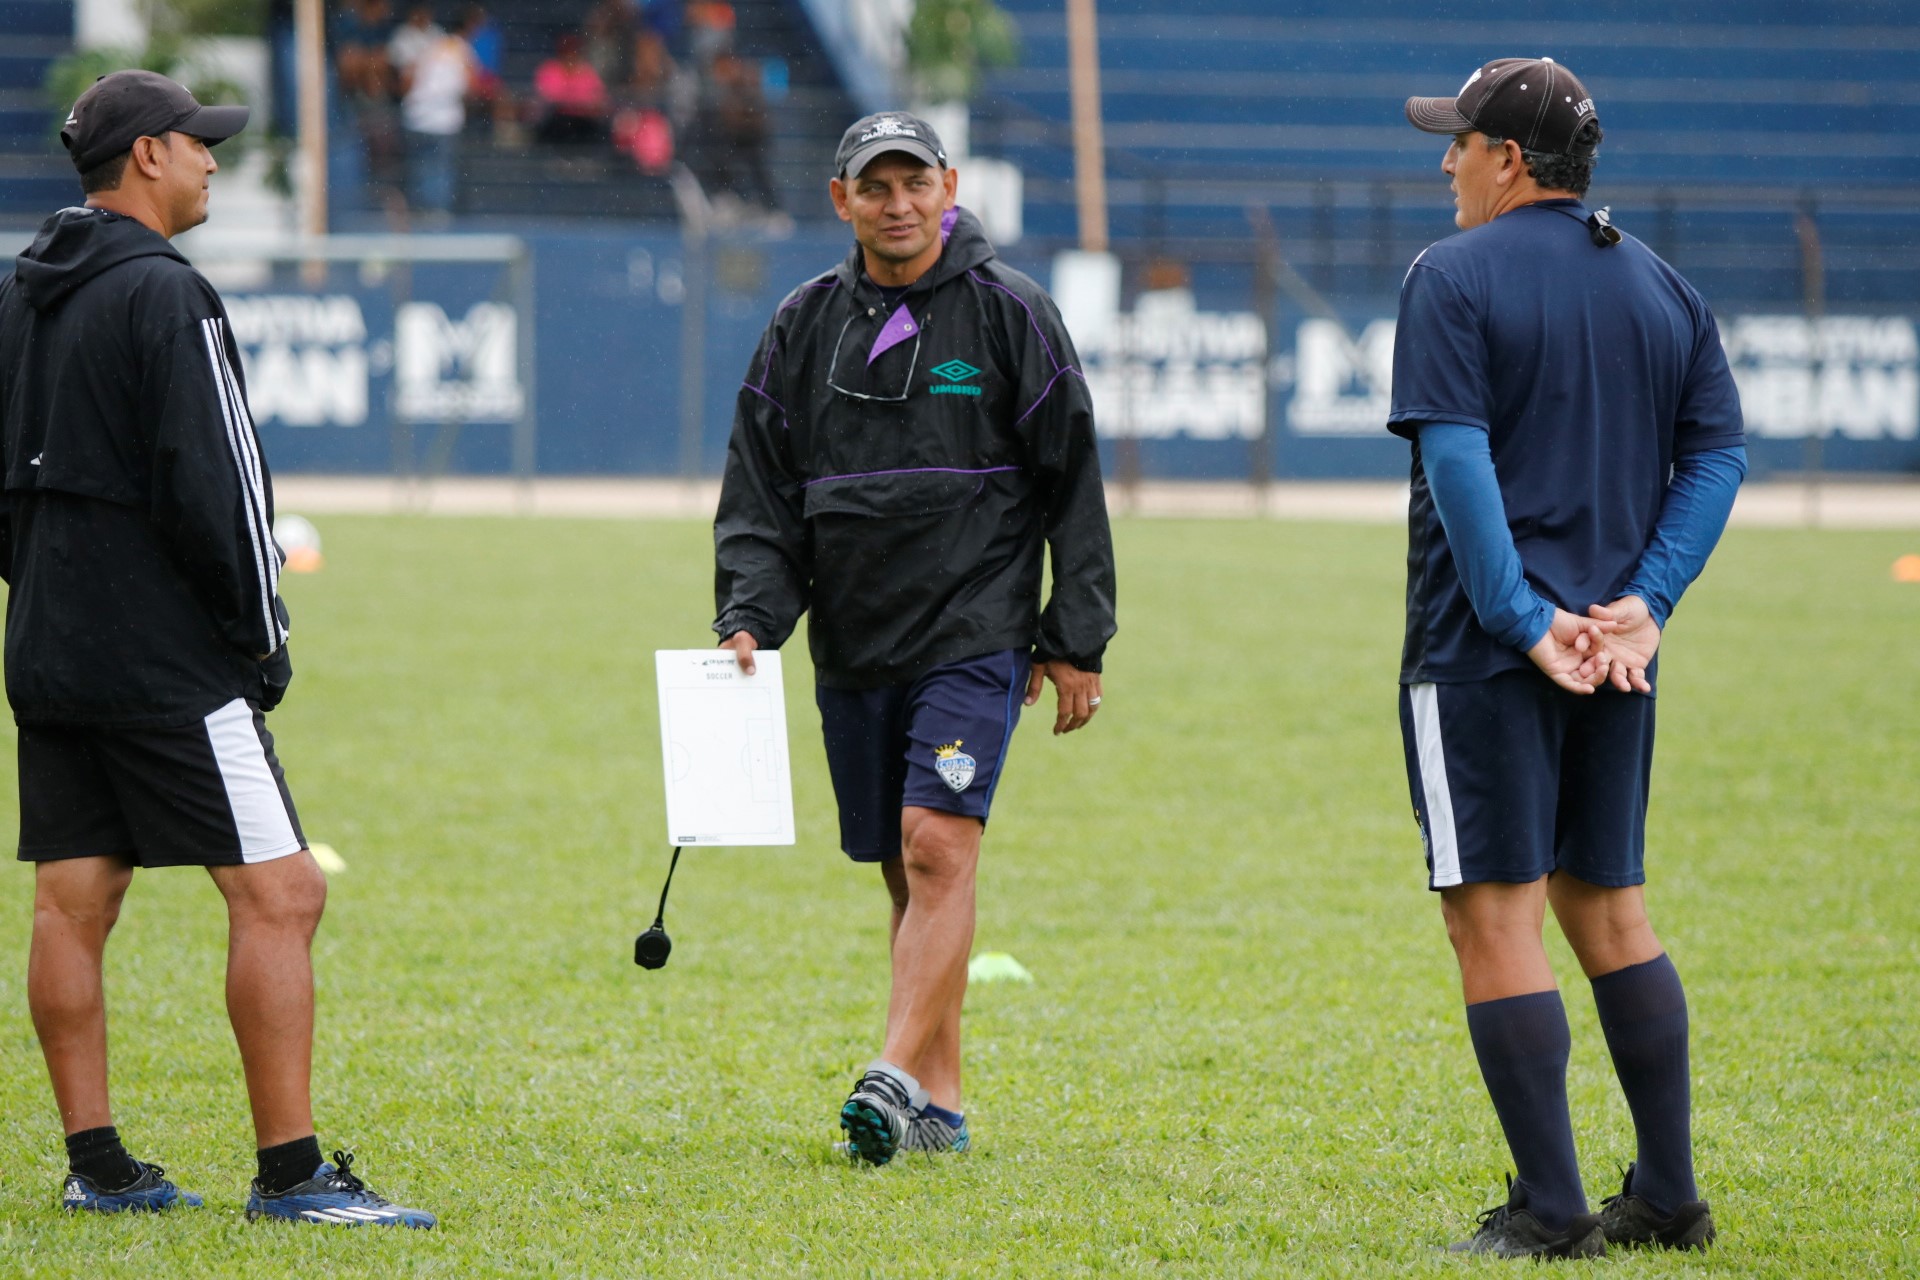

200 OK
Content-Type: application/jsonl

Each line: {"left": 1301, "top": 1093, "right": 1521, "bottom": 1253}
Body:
{"left": 815, "top": 649, "right": 1028, "bottom": 861}
{"left": 1398, "top": 671, "right": 1656, "bottom": 891}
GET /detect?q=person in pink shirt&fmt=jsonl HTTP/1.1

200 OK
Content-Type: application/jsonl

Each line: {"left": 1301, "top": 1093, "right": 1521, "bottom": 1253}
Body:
{"left": 534, "top": 33, "right": 609, "bottom": 144}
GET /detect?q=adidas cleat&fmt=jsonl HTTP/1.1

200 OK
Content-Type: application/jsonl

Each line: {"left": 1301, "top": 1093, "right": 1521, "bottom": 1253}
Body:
{"left": 245, "top": 1150, "right": 435, "bottom": 1228}
{"left": 838, "top": 1063, "right": 926, "bottom": 1167}
{"left": 61, "top": 1164, "right": 203, "bottom": 1213}
{"left": 1598, "top": 1165, "right": 1716, "bottom": 1252}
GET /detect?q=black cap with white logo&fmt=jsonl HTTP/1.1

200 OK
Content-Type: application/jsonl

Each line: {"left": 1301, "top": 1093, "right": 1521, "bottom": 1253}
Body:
{"left": 60, "top": 69, "right": 250, "bottom": 173}
{"left": 1405, "top": 58, "right": 1600, "bottom": 157}
{"left": 834, "top": 111, "right": 948, "bottom": 178}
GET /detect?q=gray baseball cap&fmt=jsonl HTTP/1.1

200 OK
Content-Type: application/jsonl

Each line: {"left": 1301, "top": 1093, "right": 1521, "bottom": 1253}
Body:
{"left": 61, "top": 69, "right": 250, "bottom": 173}
{"left": 834, "top": 111, "right": 948, "bottom": 178}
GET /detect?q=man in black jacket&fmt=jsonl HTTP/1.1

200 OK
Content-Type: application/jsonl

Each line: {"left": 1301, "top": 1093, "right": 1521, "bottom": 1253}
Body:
{"left": 713, "top": 112, "right": 1117, "bottom": 1165}
{"left": 0, "top": 70, "right": 431, "bottom": 1226}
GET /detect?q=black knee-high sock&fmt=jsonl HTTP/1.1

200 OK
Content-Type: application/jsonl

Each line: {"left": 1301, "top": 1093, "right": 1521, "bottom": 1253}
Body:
{"left": 66, "top": 1126, "right": 143, "bottom": 1190}
{"left": 1591, "top": 953, "right": 1696, "bottom": 1214}
{"left": 1465, "top": 990, "right": 1587, "bottom": 1231}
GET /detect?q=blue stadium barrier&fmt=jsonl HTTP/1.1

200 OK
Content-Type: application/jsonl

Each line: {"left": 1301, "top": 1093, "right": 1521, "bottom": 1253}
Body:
{"left": 63, "top": 226, "right": 1889, "bottom": 482}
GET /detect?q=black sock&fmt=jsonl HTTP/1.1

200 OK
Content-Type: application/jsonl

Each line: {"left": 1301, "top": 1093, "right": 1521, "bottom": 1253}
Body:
{"left": 66, "top": 1126, "right": 143, "bottom": 1191}
{"left": 1591, "top": 953, "right": 1696, "bottom": 1214}
{"left": 1465, "top": 990, "right": 1587, "bottom": 1232}
{"left": 256, "top": 1136, "right": 324, "bottom": 1195}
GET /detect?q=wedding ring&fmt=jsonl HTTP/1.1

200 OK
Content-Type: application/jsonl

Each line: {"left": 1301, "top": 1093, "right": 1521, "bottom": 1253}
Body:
{"left": 1087, "top": 696, "right": 1102, "bottom": 707}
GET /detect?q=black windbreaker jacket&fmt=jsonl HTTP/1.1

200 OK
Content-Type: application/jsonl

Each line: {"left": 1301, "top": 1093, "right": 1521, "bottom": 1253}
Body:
{"left": 713, "top": 208, "right": 1117, "bottom": 688}
{"left": 0, "top": 207, "right": 289, "bottom": 727}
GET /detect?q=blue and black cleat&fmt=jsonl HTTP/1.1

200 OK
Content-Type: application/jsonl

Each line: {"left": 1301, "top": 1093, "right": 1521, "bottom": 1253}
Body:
{"left": 61, "top": 1164, "right": 203, "bottom": 1213}
{"left": 245, "top": 1150, "right": 435, "bottom": 1228}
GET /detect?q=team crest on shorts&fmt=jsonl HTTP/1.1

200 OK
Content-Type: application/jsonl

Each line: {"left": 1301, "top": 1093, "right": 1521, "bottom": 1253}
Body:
{"left": 933, "top": 740, "right": 977, "bottom": 793}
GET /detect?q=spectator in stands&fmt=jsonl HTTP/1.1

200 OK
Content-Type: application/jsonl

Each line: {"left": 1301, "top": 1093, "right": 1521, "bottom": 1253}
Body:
{"left": 334, "top": 0, "right": 405, "bottom": 210}
{"left": 464, "top": 3, "right": 504, "bottom": 96}
{"left": 388, "top": 4, "right": 444, "bottom": 77}
{"left": 640, "top": 0, "right": 684, "bottom": 56}
{"left": 695, "top": 51, "right": 777, "bottom": 213}
{"left": 534, "top": 33, "right": 612, "bottom": 145}
{"left": 400, "top": 6, "right": 478, "bottom": 221}
{"left": 685, "top": 0, "right": 734, "bottom": 67}
{"left": 585, "top": 0, "right": 636, "bottom": 89}
{"left": 611, "top": 29, "right": 689, "bottom": 174}
{"left": 334, "top": 0, "right": 396, "bottom": 93}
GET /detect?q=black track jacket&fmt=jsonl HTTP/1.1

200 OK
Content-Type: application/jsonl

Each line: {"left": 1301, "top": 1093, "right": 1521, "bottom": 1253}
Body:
{"left": 0, "top": 207, "right": 289, "bottom": 727}
{"left": 714, "top": 208, "right": 1117, "bottom": 688}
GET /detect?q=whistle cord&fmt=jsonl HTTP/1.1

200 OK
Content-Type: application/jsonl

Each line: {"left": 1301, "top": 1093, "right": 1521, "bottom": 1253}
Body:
{"left": 651, "top": 846, "right": 683, "bottom": 930}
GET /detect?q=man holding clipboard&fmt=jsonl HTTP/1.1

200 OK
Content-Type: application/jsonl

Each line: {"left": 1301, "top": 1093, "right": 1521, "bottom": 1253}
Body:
{"left": 712, "top": 112, "right": 1117, "bottom": 1165}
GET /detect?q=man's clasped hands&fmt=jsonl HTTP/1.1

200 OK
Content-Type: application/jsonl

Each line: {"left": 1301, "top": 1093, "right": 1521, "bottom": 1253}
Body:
{"left": 1527, "top": 596, "right": 1661, "bottom": 696}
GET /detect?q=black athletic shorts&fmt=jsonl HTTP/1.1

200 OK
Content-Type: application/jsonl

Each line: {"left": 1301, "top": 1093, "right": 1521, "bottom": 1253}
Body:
{"left": 17, "top": 698, "right": 307, "bottom": 868}
{"left": 1398, "top": 670, "right": 1656, "bottom": 891}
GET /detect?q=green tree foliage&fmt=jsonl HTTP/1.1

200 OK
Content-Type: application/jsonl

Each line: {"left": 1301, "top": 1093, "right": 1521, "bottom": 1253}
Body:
{"left": 906, "top": 0, "right": 1019, "bottom": 104}
{"left": 44, "top": 0, "right": 260, "bottom": 157}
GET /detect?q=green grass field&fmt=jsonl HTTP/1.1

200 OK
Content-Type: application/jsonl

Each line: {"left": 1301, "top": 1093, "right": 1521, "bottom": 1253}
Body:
{"left": 0, "top": 515, "right": 1915, "bottom": 1277}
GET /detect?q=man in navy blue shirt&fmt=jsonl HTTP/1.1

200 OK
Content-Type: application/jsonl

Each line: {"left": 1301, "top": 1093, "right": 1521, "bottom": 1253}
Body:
{"left": 1390, "top": 58, "right": 1745, "bottom": 1259}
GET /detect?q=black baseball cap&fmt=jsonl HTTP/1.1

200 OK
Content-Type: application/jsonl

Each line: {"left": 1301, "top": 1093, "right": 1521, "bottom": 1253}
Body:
{"left": 1405, "top": 58, "right": 1601, "bottom": 157}
{"left": 60, "top": 69, "right": 250, "bottom": 173}
{"left": 834, "top": 111, "right": 947, "bottom": 178}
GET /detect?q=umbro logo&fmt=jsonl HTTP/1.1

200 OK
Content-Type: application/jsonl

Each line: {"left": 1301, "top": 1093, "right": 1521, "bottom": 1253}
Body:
{"left": 929, "top": 359, "right": 983, "bottom": 397}
{"left": 930, "top": 360, "right": 980, "bottom": 383}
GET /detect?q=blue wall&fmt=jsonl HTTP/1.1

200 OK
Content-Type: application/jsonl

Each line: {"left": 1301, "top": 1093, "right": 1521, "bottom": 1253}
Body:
{"left": 4, "top": 223, "right": 1905, "bottom": 480}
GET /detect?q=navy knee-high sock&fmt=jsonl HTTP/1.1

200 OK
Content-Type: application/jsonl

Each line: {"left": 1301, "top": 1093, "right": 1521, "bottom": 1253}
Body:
{"left": 1465, "top": 990, "right": 1587, "bottom": 1231}
{"left": 1590, "top": 953, "right": 1696, "bottom": 1214}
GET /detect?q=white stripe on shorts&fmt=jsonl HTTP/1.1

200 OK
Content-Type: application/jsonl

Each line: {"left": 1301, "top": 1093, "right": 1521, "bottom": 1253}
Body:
{"left": 203, "top": 699, "right": 304, "bottom": 864}
{"left": 1408, "top": 683, "right": 1463, "bottom": 888}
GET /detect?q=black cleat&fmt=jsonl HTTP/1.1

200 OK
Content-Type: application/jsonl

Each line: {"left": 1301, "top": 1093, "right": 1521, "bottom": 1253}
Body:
{"left": 1598, "top": 1164, "right": 1715, "bottom": 1252}
{"left": 1449, "top": 1176, "right": 1606, "bottom": 1259}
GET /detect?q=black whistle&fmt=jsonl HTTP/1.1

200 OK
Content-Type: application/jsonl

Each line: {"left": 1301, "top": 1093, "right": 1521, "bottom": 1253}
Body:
{"left": 635, "top": 846, "right": 684, "bottom": 972}
{"left": 1588, "top": 206, "right": 1622, "bottom": 248}
{"left": 634, "top": 927, "right": 672, "bottom": 969}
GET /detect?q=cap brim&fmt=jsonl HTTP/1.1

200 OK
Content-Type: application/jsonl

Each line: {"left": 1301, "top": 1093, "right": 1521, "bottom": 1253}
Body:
{"left": 1405, "top": 96, "right": 1474, "bottom": 135}
{"left": 842, "top": 138, "right": 942, "bottom": 178}
{"left": 178, "top": 103, "right": 249, "bottom": 145}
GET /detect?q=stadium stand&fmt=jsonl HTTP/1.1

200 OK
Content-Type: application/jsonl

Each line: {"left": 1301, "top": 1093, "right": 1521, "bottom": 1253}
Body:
{"left": 977, "top": 0, "right": 1920, "bottom": 305}
{"left": 408, "top": 0, "right": 854, "bottom": 223}
{"left": 0, "top": 0, "right": 76, "bottom": 220}
{"left": 4, "top": 0, "right": 1918, "bottom": 307}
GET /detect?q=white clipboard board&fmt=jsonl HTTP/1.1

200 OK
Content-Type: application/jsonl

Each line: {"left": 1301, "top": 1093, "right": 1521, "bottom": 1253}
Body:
{"left": 654, "top": 650, "right": 795, "bottom": 846}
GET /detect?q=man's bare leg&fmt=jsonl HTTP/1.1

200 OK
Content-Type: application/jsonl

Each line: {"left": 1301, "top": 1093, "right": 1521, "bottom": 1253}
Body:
{"left": 207, "top": 852, "right": 327, "bottom": 1148}
{"left": 879, "top": 807, "right": 979, "bottom": 1111}
{"left": 1439, "top": 878, "right": 1555, "bottom": 1003}
{"left": 1546, "top": 876, "right": 1662, "bottom": 978}
{"left": 881, "top": 858, "right": 964, "bottom": 1109}
{"left": 28, "top": 856, "right": 135, "bottom": 1135}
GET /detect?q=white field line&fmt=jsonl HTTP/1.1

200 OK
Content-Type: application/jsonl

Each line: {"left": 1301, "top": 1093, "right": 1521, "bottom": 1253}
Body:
{"left": 270, "top": 476, "right": 1920, "bottom": 529}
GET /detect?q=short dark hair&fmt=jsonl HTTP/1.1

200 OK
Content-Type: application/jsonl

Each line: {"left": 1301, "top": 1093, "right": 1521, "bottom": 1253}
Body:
{"left": 79, "top": 150, "right": 131, "bottom": 194}
{"left": 1484, "top": 120, "right": 1602, "bottom": 198}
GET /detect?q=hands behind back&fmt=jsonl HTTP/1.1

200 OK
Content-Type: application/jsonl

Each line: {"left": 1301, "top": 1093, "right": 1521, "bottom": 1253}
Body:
{"left": 1525, "top": 596, "right": 1661, "bottom": 696}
